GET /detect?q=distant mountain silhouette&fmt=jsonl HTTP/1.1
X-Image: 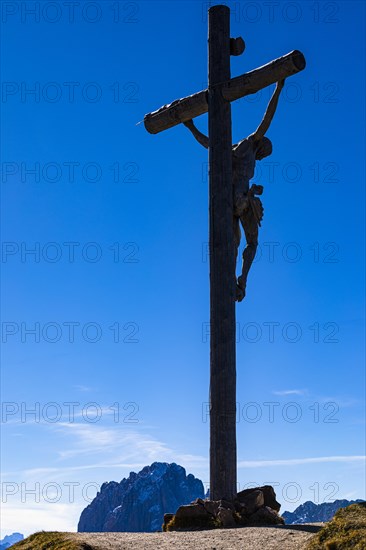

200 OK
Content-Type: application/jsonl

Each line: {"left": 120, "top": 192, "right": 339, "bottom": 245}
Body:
{"left": 78, "top": 462, "right": 204, "bottom": 532}
{"left": 283, "top": 499, "right": 365, "bottom": 524}
{"left": 0, "top": 533, "right": 24, "bottom": 549}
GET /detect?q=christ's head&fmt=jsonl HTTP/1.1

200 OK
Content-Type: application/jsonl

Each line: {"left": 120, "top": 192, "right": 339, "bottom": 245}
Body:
{"left": 255, "top": 137, "right": 272, "bottom": 160}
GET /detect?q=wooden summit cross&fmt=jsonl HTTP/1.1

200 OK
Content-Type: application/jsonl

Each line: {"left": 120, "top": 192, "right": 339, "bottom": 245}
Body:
{"left": 144, "top": 5, "right": 305, "bottom": 501}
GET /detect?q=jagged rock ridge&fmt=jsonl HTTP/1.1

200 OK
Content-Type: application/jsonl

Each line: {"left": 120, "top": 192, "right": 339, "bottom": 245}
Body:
{"left": 0, "top": 533, "right": 24, "bottom": 549}
{"left": 78, "top": 462, "right": 204, "bottom": 532}
{"left": 283, "top": 499, "right": 365, "bottom": 524}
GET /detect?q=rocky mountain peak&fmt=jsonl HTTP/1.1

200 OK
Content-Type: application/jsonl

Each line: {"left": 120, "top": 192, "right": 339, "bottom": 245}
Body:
{"left": 78, "top": 462, "right": 204, "bottom": 532}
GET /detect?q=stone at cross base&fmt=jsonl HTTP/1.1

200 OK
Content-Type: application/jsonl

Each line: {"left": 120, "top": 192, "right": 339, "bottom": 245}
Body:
{"left": 163, "top": 485, "right": 284, "bottom": 531}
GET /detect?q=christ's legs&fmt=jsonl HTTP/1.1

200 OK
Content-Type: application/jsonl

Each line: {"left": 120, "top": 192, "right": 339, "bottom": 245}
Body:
{"left": 234, "top": 216, "right": 241, "bottom": 259}
{"left": 237, "top": 210, "right": 258, "bottom": 298}
{"left": 233, "top": 217, "right": 245, "bottom": 302}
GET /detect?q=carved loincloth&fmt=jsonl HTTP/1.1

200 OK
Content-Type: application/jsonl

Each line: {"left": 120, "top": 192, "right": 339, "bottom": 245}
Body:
{"left": 248, "top": 193, "right": 264, "bottom": 227}
{"left": 234, "top": 184, "right": 264, "bottom": 227}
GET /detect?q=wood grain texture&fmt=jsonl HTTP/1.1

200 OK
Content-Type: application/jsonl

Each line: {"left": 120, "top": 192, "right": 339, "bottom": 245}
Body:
{"left": 144, "top": 50, "right": 305, "bottom": 134}
{"left": 208, "top": 4, "right": 237, "bottom": 502}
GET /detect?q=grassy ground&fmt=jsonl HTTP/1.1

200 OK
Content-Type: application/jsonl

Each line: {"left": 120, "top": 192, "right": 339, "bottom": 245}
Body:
{"left": 9, "top": 505, "right": 366, "bottom": 550}
{"left": 10, "top": 532, "right": 93, "bottom": 550}
{"left": 306, "top": 502, "right": 366, "bottom": 549}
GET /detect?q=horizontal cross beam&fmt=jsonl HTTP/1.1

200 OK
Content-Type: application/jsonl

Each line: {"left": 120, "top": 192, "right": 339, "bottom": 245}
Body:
{"left": 144, "top": 49, "right": 305, "bottom": 134}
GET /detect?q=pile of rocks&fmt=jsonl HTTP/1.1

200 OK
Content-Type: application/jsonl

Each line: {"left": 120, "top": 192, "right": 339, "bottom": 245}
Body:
{"left": 163, "top": 485, "right": 284, "bottom": 531}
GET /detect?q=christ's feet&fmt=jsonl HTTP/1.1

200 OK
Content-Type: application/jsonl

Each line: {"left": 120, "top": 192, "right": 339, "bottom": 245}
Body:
{"left": 236, "top": 276, "right": 247, "bottom": 302}
{"left": 236, "top": 284, "right": 245, "bottom": 302}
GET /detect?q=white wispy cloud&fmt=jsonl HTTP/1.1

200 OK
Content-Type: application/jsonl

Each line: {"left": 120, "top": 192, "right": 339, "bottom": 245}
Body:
{"left": 1, "top": 405, "right": 121, "bottom": 426}
{"left": 238, "top": 456, "right": 366, "bottom": 468}
{"left": 52, "top": 422, "right": 173, "bottom": 462}
{"left": 271, "top": 389, "right": 363, "bottom": 409}
{"left": 272, "top": 389, "right": 307, "bottom": 396}
{"left": 72, "top": 385, "right": 93, "bottom": 392}
{"left": 2, "top": 422, "right": 207, "bottom": 481}
{"left": 1, "top": 502, "right": 81, "bottom": 538}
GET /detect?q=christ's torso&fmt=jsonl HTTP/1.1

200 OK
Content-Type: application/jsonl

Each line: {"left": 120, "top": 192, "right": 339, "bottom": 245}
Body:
{"left": 232, "top": 138, "right": 256, "bottom": 197}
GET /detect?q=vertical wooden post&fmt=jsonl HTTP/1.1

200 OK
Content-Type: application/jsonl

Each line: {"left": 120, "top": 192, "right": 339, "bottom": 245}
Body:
{"left": 208, "top": 5, "right": 237, "bottom": 501}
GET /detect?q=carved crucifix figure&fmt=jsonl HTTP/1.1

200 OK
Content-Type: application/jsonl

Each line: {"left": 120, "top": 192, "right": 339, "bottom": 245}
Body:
{"left": 183, "top": 79, "right": 285, "bottom": 301}
{"left": 144, "top": 4, "right": 305, "bottom": 502}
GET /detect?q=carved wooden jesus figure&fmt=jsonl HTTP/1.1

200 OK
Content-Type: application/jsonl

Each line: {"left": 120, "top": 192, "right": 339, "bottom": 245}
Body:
{"left": 184, "top": 79, "right": 285, "bottom": 301}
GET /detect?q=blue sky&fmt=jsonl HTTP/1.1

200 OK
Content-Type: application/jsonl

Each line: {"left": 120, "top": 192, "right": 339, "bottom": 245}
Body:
{"left": 1, "top": 0, "right": 365, "bottom": 538}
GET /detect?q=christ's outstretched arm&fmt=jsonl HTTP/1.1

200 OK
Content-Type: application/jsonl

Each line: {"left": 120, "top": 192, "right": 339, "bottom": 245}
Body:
{"left": 183, "top": 119, "right": 209, "bottom": 149}
{"left": 249, "top": 79, "right": 285, "bottom": 142}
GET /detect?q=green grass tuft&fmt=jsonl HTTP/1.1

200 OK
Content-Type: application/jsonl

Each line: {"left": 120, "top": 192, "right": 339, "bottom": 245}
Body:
{"left": 306, "top": 502, "right": 366, "bottom": 550}
{"left": 11, "top": 532, "right": 93, "bottom": 550}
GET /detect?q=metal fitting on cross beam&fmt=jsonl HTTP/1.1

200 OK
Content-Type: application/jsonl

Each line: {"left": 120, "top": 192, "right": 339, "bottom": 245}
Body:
{"left": 230, "top": 37, "right": 245, "bottom": 56}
